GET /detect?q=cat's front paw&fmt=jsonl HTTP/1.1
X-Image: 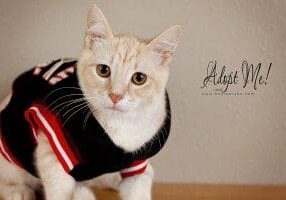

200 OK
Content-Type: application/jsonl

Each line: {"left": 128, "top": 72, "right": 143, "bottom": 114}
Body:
{"left": 6, "top": 185, "right": 36, "bottom": 200}
{"left": 119, "top": 181, "right": 152, "bottom": 200}
{"left": 73, "top": 185, "right": 96, "bottom": 200}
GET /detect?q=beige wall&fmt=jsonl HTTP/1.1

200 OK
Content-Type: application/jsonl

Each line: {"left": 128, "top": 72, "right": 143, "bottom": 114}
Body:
{"left": 0, "top": 0, "right": 286, "bottom": 184}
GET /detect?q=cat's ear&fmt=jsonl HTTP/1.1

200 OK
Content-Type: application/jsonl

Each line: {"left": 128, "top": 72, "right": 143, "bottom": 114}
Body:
{"left": 86, "top": 4, "right": 113, "bottom": 42}
{"left": 147, "top": 25, "right": 182, "bottom": 66}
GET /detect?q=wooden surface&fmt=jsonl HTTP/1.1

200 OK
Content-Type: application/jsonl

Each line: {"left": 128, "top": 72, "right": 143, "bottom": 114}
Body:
{"left": 94, "top": 183, "right": 286, "bottom": 200}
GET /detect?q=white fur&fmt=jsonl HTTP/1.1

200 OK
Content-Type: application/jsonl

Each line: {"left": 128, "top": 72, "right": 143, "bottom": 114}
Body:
{"left": 91, "top": 92, "right": 166, "bottom": 152}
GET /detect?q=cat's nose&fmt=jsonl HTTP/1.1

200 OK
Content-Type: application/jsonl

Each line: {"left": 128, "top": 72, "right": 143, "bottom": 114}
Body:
{"left": 109, "top": 93, "right": 123, "bottom": 105}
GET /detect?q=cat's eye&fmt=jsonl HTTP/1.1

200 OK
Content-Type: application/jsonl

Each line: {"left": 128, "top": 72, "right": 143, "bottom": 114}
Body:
{"left": 96, "top": 64, "right": 111, "bottom": 78}
{"left": 131, "top": 72, "right": 147, "bottom": 85}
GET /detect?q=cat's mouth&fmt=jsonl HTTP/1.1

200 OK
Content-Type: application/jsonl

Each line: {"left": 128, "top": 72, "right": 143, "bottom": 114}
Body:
{"left": 106, "top": 106, "right": 124, "bottom": 112}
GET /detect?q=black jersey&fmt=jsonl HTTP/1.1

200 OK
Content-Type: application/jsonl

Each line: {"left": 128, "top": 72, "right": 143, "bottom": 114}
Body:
{"left": 0, "top": 58, "right": 171, "bottom": 181}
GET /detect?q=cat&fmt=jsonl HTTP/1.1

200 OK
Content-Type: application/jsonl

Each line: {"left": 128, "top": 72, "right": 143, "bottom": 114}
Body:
{"left": 0, "top": 4, "right": 182, "bottom": 200}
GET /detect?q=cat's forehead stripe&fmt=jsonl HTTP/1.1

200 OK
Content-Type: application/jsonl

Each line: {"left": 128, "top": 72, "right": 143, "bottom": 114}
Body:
{"left": 112, "top": 37, "right": 142, "bottom": 70}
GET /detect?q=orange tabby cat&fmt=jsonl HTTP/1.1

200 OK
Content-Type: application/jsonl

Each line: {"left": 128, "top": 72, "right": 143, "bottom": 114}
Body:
{"left": 0, "top": 4, "right": 181, "bottom": 200}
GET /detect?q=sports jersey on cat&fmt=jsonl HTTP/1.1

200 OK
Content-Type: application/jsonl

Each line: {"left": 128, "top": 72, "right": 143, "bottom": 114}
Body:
{"left": 0, "top": 58, "right": 171, "bottom": 181}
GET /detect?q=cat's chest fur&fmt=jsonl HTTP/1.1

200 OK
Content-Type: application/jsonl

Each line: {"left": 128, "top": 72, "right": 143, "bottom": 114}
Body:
{"left": 94, "top": 99, "right": 166, "bottom": 152}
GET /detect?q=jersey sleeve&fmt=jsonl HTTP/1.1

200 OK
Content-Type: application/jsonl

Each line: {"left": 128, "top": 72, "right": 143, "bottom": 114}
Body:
{"left": 120, "top": 160, "right": 148, "bottom": 179}
{"left": 24, "top": 103, "right": 79, "bottom": 173}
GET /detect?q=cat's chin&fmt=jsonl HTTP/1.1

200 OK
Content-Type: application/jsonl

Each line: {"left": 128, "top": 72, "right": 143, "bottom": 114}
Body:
{"left": 104, "top": 103, "right": 135, "bottom": 113}
{"left": 106, "top": 106, "right": 124, "bottom": 112}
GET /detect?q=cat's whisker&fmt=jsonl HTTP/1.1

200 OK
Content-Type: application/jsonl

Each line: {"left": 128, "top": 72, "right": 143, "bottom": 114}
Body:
{"left": 61, "top": 101, "right": 89, "bottom": 118}
{"left": 55, "top": 100, "right": 88, "bottom": 117}
{"left": 44, "top": 87, "right": 96, "bottom": 107}
{"left": 63, "top": 104, "right": 90, "bottom": 126}
{"left": 82, "top": 104, "right": 98, "bottom": 129}
{"left": 43, "top": 86, "right": 83, "bottom": 101}
{"left": 83, "top": 110, "right": 92, "bottom": 129}
{"left": 47, "top": 94, "right": 85, "bottom": 109}
{"left": 50, "top": 98, "right": 86, "bottom": 114}
{"left": 81, "top": 106, "right": 93, "bottom": 128}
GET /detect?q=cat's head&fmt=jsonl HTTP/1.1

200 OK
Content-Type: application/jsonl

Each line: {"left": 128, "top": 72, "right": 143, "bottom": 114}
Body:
{"left": 77, "top": 4, "right": 182, "bottom": 117}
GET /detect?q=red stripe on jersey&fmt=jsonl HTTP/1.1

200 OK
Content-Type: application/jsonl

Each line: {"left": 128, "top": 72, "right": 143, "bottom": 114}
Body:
{"left": 25, "top": 112, "right": 40, "bottom": 143}
{"left": 120, "top": 160, "right": 148, "bottom": 179}
{"left": 130, "top": 160, "right": 146, "bottom": 167}
{"left": 25, "top": 104, "right": 79, "bottom": 172}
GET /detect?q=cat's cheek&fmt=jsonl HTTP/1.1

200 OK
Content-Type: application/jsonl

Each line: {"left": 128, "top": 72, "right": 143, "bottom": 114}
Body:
{"left": 131, "top": 83, "right": 155, "bottom": 102}
{"left": 84, "top": 70, "right": 109, "bottom": 93}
